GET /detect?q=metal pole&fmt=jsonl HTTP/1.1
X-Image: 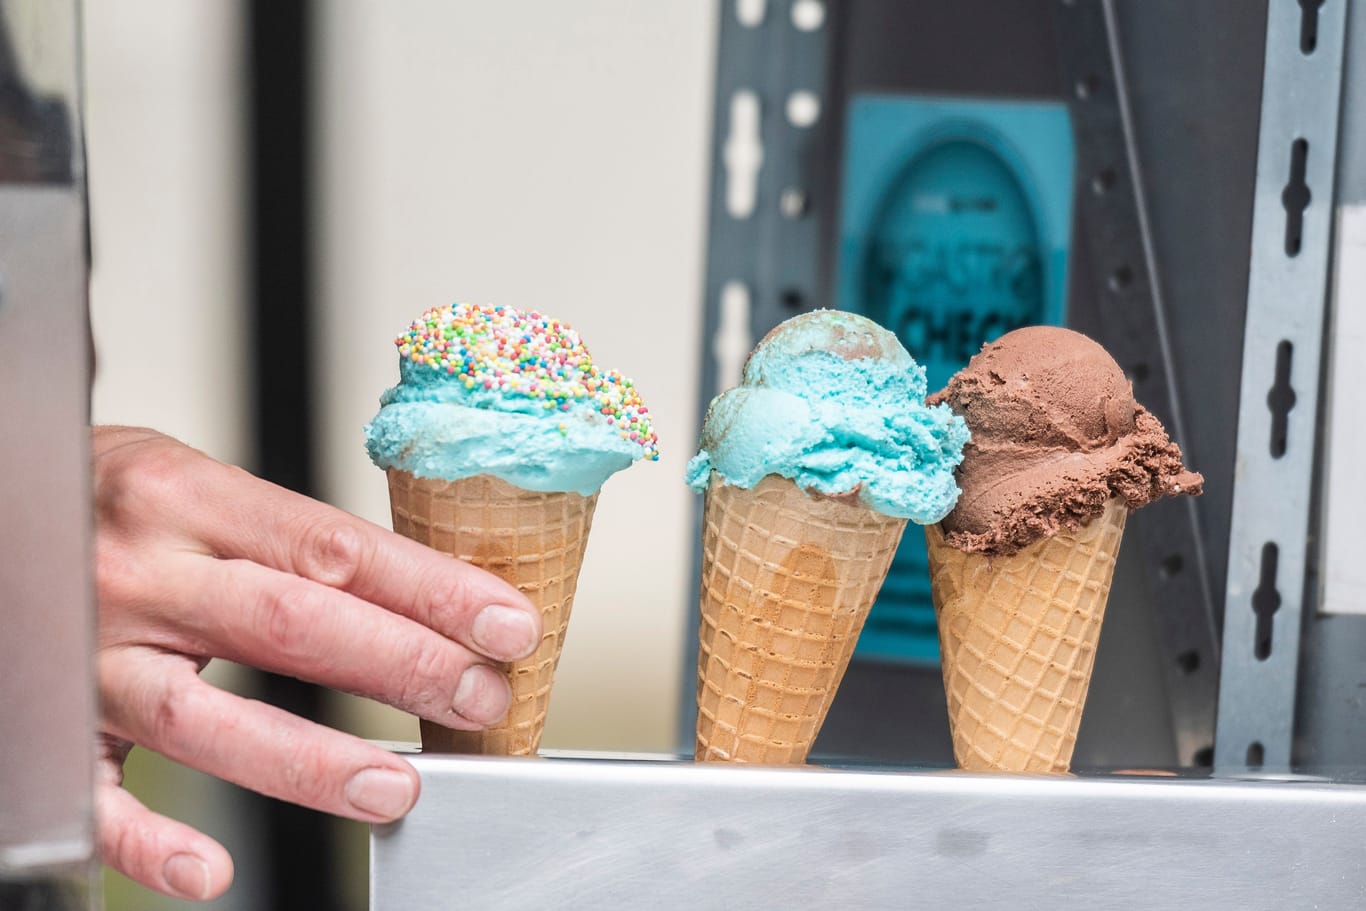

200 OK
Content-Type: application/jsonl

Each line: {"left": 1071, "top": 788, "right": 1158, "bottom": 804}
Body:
{"left": 1214, "top": 0, "right": 1349, "bottom": 771}
{"left": 0, "top": 0, "right": 97, "bottom": 908}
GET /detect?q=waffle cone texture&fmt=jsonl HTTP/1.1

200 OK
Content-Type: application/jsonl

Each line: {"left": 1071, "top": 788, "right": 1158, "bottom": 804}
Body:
{"left": 386, "top": 469, "right": 597, "bottom": 756}
{"left": 695, "top": 475, "right": 907, "bottom": 763}
{"left": 925, "top": 499, "right": 1127, "bottom": 773}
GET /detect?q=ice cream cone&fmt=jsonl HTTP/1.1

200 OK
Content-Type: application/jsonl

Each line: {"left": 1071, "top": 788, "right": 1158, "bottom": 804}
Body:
{"left": 386, "top": 468, "right": 598, "bottom": 756}
{"left": 925, "top": 498, "right": 1128, "bottom": 773}
{"left": 695, "top": 475, "right": 907, "bottom": 763}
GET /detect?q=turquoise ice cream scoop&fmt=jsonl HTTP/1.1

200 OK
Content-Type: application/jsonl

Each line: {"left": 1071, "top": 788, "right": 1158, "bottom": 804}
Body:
{"left": 365, "top": 303, "right": 658, "bottom": 495}
{"left": 685, "top": 309, "right": 968, "bottom": 522}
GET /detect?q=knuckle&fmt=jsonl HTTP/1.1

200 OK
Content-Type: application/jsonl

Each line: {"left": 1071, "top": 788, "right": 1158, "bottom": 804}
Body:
{"left": 148, "top": 683, "right": 211, "bottom": 760}
{"left": 113, "top": 444, "right": 195, "bottom": 519}
{"left": 101, "top": 812, "right": 145, "bottom": 880}
{"left": 417, "top": 571, "right": 478, "bottom": 634}
{"left": 260, "top": 583, "right": 326, "bottom": 660}
{"left": 94, "top": 539, "right": 140, "bottom": 608}
{"left": 297, "top": 521, "right": 367, "bottom": 589}
{"left": 275, "top": 728, "right": 335, "bottom": 808}
{"left": 397, "top": 637, "right": 457, "bottom": 713}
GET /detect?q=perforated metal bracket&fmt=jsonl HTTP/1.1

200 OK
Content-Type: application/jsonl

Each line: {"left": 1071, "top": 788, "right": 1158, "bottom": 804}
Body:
{"left": 696, "top": 0, "right": 835, "bottom": 404}
{"left": 1214, "top": 0, "right": 1348, "bottom": 772}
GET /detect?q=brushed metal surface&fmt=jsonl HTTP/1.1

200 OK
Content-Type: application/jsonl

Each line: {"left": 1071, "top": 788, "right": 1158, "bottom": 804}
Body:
{"left": 0, "top": 0, "right": 94, "bottom": 886}
{"left": 372, "top": 754, "right": 1366, "bottom": 909}
{"left": 0, "top": 192, "right": 89, "bottom": 872}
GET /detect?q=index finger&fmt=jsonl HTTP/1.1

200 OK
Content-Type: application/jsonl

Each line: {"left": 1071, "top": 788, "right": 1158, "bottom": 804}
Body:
{"left": 186, "top": 462, "right": 542, "bottom": 663}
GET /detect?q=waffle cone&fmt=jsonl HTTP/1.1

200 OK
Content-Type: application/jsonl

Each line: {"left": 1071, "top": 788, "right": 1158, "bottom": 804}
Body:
{"left": 695, "top": 475, "right": 907, "bottom": 763}
{"left": 385, "top": 469, "right": 598, "bottom": 756}
{"left": 925, "top": 499, "right": 1127, "bottom": 773}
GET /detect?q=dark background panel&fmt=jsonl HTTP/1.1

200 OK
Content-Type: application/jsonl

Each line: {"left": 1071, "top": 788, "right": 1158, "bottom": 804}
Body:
{"left": 808, "top": 0, "right": 1268, "bottom": 768}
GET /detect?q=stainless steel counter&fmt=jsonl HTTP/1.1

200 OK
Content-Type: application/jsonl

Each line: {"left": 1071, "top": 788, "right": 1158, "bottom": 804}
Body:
{"left": 372, "top": 752, "right": 1366, "bottom": 909}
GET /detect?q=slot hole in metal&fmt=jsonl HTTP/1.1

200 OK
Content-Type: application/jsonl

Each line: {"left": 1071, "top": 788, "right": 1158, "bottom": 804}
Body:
{"left": 1160, "top": 554, "right": 1184, "bottom": 578}
{"left": 1075, "top": 73, "right": 1101, "bottom": 100}
{"left": 1252, "top": 542, "right": 1281, "bottom": 661}
{"left": 1176, "top": 650, "right": 1200, "bottom": 675}
{"left": 1108, "top": 265, "right": 1133, "bottom": 292}
{"left": 1267, "top": 340, "right": 1296, "bottom": 458}
{"left": 1247, "top": 741, "right": 1265, "bottom": 768}
{"left": 1282, "top": 138, "right": 1310, "bottom": 256}
{"left": 736, "top": 0, "right": 766, "bottom": 27}
{"left": 724, "top": 91, "right": 763, "bottom": 219}
{"left": 714, "top": 281, "right": 752, "bottom": 390}
{"left": 1298, "top": 0, "right": 1325, "bottom": 54}
{"left": 785, "top": 91, "right": 821, "bottom": 128}
{"left": 791, "top": 0, "right": 825, "bottom": 31}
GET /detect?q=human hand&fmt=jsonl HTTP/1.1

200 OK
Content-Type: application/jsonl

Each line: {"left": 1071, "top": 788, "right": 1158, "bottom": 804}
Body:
{"left": 92, "top": 426, "right": 541, "bottom": 900}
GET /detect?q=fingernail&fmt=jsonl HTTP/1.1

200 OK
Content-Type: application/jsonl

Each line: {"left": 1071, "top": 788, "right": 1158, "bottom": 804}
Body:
{"left": 345, "top": 767, "right": 417, "bottom": 819}
{"left": 471, "top": 604, "right": 539, "bottom": 660}
{"left": 453, "top": 663, "right": 511, "bottom": 723}
{"left": 163, "top": 853, "right": 210, "bottom": 900}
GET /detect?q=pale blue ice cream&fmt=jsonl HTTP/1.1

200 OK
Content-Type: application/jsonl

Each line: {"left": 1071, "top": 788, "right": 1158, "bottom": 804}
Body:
{"left": 365, "top": 303, "right": 657, "bottom": 495}
{"left": 685, "top": 310, "right": 968, "bottom": 522}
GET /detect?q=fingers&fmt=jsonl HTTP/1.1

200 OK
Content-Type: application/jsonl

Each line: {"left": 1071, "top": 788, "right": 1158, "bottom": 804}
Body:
{"left": 94, "top": 429, "right": 541, "bottom": 663}
{"left": 97, "top": 782, "right": 234, "bottom": 901}
{"left": 160, "top": 553, "right": 511, "bottom": 727}
{"left": 101, "top": 648, "right": 424, "bottom": 825}
{"left": 213, "top": 489, "right": 540, "bottom": 661}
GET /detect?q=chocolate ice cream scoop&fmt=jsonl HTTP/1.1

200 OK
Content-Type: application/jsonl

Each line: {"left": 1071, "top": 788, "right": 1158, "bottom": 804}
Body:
{"left": 927, "top": 325, "right": 1202, "bottom": 555}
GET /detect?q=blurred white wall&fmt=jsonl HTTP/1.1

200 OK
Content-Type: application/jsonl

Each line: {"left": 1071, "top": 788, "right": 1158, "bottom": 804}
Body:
{"left": 315, "top": 1, "right": 716, "bottom": 751}
{"left": 83, "top": 4, "right": 261, "bottom": 909}
{"left": 85, "top": 0, "right": 249, "bottom": 466}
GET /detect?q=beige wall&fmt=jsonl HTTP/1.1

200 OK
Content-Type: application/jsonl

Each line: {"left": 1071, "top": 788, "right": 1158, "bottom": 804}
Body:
{"left": 314, "top": 1, "right": 716, "bottom": 751}
{"left": 86, "top": 0, "right": 250, "bottom": 466}
{"left": 84, "top": 3, "right": 264, "bottom": 909}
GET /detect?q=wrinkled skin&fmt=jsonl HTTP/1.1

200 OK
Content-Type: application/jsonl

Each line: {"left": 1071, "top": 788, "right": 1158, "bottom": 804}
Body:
{"left": 93, "top": 427, "right": 542, "bottom": 900}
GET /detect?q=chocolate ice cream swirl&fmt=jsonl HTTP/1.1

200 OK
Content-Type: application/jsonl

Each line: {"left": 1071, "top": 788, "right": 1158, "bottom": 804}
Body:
{"left": 927, "top": 325, "right": 1202, "bottom": 556}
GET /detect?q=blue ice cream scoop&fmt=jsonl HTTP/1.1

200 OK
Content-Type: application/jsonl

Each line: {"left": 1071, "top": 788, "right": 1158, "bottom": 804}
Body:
{"left": 685, "top": 309, "right": 968, "bottom": 523}
{"left": 365, "top": 303, "right": 657, "bottom": 495}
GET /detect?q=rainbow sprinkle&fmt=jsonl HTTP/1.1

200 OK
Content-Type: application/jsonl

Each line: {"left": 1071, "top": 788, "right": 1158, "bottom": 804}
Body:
{"left": 396, "top": 303, "right": 659, "bottom": 461}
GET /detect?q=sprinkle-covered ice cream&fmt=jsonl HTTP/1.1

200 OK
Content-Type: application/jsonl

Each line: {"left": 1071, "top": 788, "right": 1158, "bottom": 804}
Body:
{"left": 686, "top": 309, "right": 969, "bottom": 523}
{"left": 365, "top": 303, "right": 657, "bottom": 494}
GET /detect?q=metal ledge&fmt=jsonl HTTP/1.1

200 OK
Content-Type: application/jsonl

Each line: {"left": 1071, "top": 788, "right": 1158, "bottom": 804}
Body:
{"left": 371, "top": 752, "right": 1366, "bottom": 909}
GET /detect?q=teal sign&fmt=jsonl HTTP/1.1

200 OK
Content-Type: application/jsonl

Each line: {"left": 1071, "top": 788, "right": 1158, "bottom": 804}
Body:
{"left": 837, "top": 94, "right": 1075, "bottom": 663}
